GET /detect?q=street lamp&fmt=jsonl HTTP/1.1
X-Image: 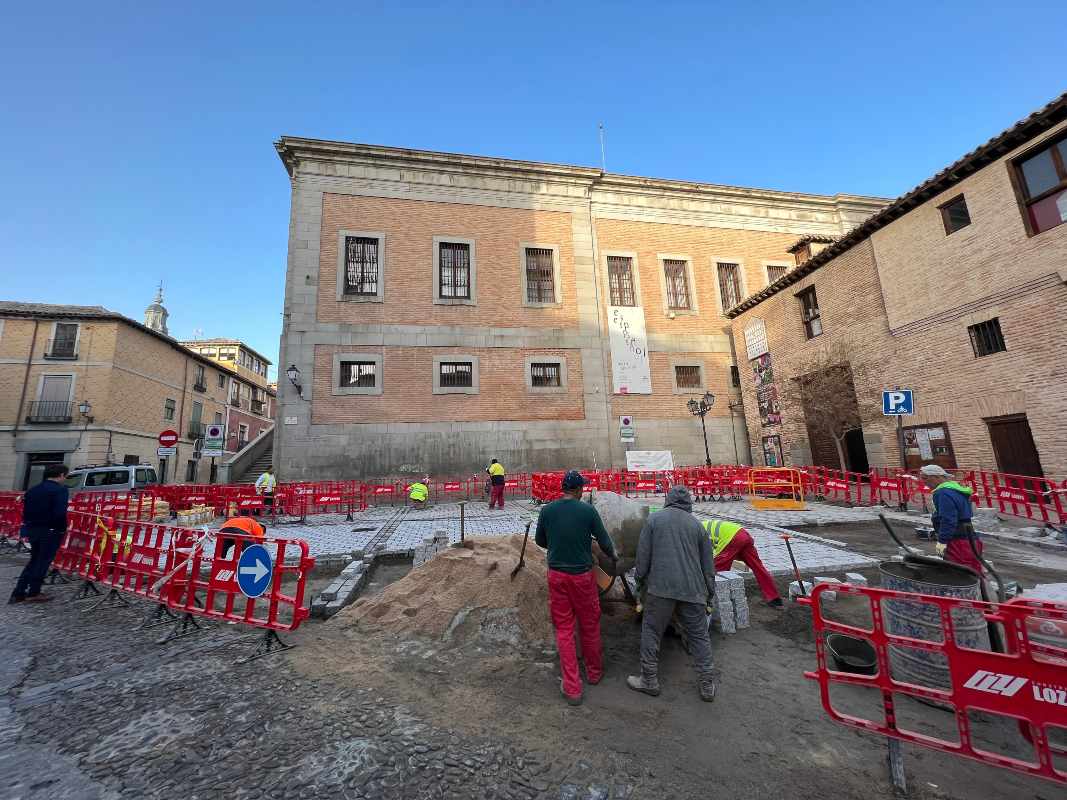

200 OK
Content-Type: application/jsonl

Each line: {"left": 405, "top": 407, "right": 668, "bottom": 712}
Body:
{"left": 686, "top": 391, "right": 716, "bottom": 466}
{"left": 78, "top": 400, "right": 93, "bottom": 423}
{"left": 286, "top": 364, "right": 303, "bottom": 399}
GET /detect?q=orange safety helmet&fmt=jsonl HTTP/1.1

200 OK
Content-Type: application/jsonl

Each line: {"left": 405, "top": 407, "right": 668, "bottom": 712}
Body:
{"left": 219, "top": 517, "right": 266, "bottom": 539}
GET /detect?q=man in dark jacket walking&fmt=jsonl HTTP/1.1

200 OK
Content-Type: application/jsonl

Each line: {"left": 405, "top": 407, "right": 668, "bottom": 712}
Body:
{"left": 9, "top": 464, "right": 70, "bottom": 604}
{"left": 628, "top": 485, "right": 718, "bottom": 701}
{"left": 534, "top": 470, "right": 618, "bottom": 706}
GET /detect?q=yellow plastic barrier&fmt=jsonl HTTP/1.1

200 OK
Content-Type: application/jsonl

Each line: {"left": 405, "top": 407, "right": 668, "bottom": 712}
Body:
{"left": 749, "top": 467, "right": 806, "bottom": 511}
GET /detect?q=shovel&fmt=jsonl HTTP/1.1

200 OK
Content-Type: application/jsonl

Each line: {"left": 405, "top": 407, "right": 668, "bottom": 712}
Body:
{"left": 510, "top": 520, "right": 533, "bottom": 580}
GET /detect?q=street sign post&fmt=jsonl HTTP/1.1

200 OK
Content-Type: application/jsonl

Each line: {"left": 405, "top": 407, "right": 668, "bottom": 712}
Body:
{"left": 158, "top": 429, "right": 179, "bottom": 448}
{"left": 202, "top": 423, "right": 225, "bottom": 458}
{"left": 882, "top": 389, "right": 914, "bottom": 416}
{"left": 237, "top": 543, "right": 273, "bottom": 598}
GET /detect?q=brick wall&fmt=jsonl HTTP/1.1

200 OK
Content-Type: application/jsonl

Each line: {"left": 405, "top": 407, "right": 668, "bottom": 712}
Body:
{"left": 317, "top": 194, "right": 580, "bottom": 329}
{"left": 730, "top": 122, "right": 1067, "bottom": 477}
{"left": 312, "top": 345, "right": 584, "bottom": 424}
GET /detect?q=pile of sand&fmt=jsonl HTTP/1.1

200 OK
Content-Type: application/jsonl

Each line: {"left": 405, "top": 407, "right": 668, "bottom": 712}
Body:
{"left": 342, "top": 535, "right": 554, "bottom": 646}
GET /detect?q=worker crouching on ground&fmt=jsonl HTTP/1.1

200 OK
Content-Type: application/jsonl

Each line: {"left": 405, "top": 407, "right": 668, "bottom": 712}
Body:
{"left": 486, "top": 458, "right": 506, "bottom": 509}
{"left": 217, "top": 516, "right": 266, "bottom": 560}
{"left": 920, "top": 464, "right": 983, "bottom": 573}
{"left": 534, "top": 470, "right": 618, "bottom": 706}
{"left": 629, "top": 485, "right": 718, "bottom": 702}
{"left": 702, "top": 518, "right": 783, "bottom": 608}
{"left": 408, "top": 477, "right": 430, "bottom": 507}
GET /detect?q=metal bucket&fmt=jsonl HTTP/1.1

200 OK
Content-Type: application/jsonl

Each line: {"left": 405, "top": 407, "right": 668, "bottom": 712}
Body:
{"left": 879, "top": 560, "right": 990, "bottom": 691}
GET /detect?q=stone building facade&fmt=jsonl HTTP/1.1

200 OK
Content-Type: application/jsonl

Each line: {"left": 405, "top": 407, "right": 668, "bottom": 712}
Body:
{"left": 0, "top": 302, "right": 274, "bottom": 489}
{"left": 728, "top": 92, "right": 1067, "bottom": 479}
{"left": 273, "top": 139, "right": 885, "bottom": 480}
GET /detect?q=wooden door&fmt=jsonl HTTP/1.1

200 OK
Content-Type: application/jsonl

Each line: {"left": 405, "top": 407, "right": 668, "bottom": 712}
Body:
{"left": 986, "top": 414, "right": 1044, "bottom": 477}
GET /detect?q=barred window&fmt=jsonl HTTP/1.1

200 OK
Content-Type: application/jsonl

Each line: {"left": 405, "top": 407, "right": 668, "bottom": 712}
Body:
{"left": 608, "top": 256, "right": 636, "bottom": 306}
{"left": 663, "top": 259, "right": 691, "bottom": 310}
{"left": 439, "top": 242, "right": 471, "bottom": 299}
{"left": 340, "top": 361, "right": 377, "bottom": 388}
{"left": 439, "top": 361, "right": 473, "bottom": 388}
{"left": 674, "top": 365, "right": 702, "bottom": 389}
{"left": 525, "top": 247, "right": 556, "bottom": 303}
{"left": 343, "top": 236, "right": 379, "bottom": 295}
{"left": 968, "top": 318, "right": 1006, "bottom": 357}
{"left": 766, "top": 264, "right": 788, "bottom": 284}
{"left": 530, "top": 362, "right": 561, "bottom": 387}
{"left": 717, "top": 262, "right": 742, "bottom": 312}
{"left": 798, "top": 287, "right": 822, "bottom": 339}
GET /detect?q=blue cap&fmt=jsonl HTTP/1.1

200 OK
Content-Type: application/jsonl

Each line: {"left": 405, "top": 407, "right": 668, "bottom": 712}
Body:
{"left": 561, "top": 470, "right": 587, "bottom": 491}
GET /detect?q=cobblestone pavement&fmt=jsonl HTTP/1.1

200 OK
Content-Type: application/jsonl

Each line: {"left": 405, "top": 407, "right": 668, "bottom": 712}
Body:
{"left": 0, "top": 556, "right": 639, "bottom": 800}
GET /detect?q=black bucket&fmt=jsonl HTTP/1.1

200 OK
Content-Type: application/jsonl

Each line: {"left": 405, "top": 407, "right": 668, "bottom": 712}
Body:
{"left": 826, "top": 633, "right": 877, "bottom": 675}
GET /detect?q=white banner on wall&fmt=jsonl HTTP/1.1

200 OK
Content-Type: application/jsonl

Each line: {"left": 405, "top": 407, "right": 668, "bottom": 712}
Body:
{"left": 625, "top": 450, "right": 675, "bottom": 472}
{"left": 608, "top": 306, "right": 652, "bottom": 394}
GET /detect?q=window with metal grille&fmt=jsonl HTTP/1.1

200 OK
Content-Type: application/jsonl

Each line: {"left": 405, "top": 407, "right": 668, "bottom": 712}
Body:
{"left": 939, "top": 195, "right": 971, "bottom": 235}
{"left": 49, "top": 322, "right": 78, "bottom": 357}
{"left": 339, "top": 361, "right": 377, "bottom": 388}
{"left": 674, "top": 365, "right": 702, "bottom": 389}
{"left": 717, "top": 262, "right": 742, "bottom": 312}
{"left": 766, "top": 264, "right": 789, "bottom": 284}
{"left": 608, "top": 256, "right": 637, "bottom": 306}
{"left": 731, "top": 365, "right": 741, "bottom": 388}
{"left": 968, "top": 318, "right": 1006, "bottom": 357}
{"left": 163, "top": 398, "right": 176, "bottom": 421}
{"left": 438, "top": 242, "right": 471, "bottom": 299}
{"left": 798, "top": 287, "right": 822, "bottom": 338}
{"left": 663, "top": 259, "right": 691, "bottom": 310}
{"left": 530, "top": 362, "right": 561, "bottom": 387}
{"left": 344, "top": 236, "right": 379, "bottom": 295}
{"left": 525, "top": 247, "right": 556, "bottom": 303}
{"left": 439, "top": 361, "right": 473, "bottom": 388}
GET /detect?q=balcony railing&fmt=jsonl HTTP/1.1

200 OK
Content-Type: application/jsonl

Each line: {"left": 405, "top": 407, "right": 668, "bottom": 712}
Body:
{"left": 250, "top": 400, "right": 265, "bottom": 414}
{"left": 187, "top": 422, "right": 204, "bottom": 440}
{"left": 229, "top": 397, "right": 241, "bottom": 407}
{"left": 44, "top": 338, "right": 78, "bottom": 359}
{"left": 26, "top": 401, "right": 73, "bottom": 423}
{"left": 192, "top": 382, "right": 207, "bottom": 393}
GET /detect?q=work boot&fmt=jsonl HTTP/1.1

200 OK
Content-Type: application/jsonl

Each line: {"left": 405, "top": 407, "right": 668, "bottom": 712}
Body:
{"left": 626, "top": 674, "right": 661, "bottom": 697}
{"left": 766, "top": 598, "right": 784, "bottom": 609}
{"left": 698, "top": 676, "right": 717, "bottom": 703}
{"left": 559, "top": 680, "right": 582, "bottom": 706}
{"left": 25, "top": 594, "right": 53, "bottom": 603}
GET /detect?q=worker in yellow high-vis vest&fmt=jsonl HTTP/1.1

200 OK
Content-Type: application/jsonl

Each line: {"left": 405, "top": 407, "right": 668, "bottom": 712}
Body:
{"left": 702, "top": 518, "right": 783, "bottom": 607}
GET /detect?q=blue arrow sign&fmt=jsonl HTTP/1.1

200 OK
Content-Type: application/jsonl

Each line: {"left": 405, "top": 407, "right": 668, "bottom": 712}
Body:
{"left": 882, "top": 389, "right": 914, "bottom": 416}
{"left": 236, "top": 543, "right": 272, "bottom": 598}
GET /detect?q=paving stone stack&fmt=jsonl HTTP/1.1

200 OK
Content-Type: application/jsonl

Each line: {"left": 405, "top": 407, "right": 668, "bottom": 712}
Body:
{"left": 413, "top": 530, "right": 451, "bottom": 567}
{"left": 713, "top": 570, "right": 749, "bottom": 634}
{"left": 313, "top": 556, "right": 370, "bottom": 618}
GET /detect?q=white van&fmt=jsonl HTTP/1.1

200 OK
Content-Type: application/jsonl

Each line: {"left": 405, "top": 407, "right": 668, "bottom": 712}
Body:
{"left": 65, "top": 464, "right": 159, "bottom": 493}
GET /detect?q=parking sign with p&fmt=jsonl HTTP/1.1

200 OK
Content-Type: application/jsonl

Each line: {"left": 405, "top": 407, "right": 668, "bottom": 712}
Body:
{"left": 882, "top": 389, "right": 914, "bottom": 416}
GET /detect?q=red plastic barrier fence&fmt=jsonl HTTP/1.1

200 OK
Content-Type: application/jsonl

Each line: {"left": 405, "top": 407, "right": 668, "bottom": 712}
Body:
{"left": 165, "top": 528, "right": 315, "bottom": 632}
{"left": 55, "top": 511, "right": 316, "bottom": 638}
{"left": 802, "top": 583, "right": 1067, "bottom": 785}
{"left": 0, "top": 492, "right": 23, "bottom": 543}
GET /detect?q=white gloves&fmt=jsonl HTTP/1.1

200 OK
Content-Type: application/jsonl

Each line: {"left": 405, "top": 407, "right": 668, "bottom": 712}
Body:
{"left": 935, "top": 542, "right": 947, "bottom": 556}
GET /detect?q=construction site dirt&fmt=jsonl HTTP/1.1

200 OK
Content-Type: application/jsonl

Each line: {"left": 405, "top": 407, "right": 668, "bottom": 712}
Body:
{"left": 2, "top": 518, "right": 1064, "bottom": 799}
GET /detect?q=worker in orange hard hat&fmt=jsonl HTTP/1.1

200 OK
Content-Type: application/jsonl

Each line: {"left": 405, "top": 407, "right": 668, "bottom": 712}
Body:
{"left": 217, "top": 516, "right": 266, "bottom": 560}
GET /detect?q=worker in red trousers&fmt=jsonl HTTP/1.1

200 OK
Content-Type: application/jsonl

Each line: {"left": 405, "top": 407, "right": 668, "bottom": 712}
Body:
{"left": 702, "top": 518, "right": 783, "bottom": 608}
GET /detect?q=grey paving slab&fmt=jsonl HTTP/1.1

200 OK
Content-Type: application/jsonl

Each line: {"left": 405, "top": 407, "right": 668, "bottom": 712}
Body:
{"left": 385, "top": 515, "right": 529, "bottom": 553}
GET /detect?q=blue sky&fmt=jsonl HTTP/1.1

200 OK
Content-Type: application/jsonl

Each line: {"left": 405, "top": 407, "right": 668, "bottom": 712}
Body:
{"left": 3, "top": 2, "right": 1063, "bottom": 378}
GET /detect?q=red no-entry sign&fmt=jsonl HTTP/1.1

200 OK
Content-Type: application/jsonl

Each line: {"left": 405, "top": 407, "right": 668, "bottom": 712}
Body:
{"left": 159, "top": 429, "right": 179, "bottom": 447}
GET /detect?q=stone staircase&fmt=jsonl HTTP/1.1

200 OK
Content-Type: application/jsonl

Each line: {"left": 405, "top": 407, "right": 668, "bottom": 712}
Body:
{"left": 235, "top": 438, "right": 274, "bottom": 483}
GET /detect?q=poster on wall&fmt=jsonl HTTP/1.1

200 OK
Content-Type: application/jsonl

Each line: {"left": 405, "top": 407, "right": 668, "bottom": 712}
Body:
{"left": 608, "top": 306, "right": 652, "bottom": 394}
{"left": 625, "top": 450, "right": 675, "bottom": 472}
{"left": 762, "top": 435, "right": 784, "bottom": 467}
{"left": 751, "top": 353, "right": 782, "bottom": 426}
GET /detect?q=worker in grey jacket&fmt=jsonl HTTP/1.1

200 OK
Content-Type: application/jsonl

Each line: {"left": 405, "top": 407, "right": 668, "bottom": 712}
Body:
{"left": 628, "top": 485, "right": 717, "bottom": 702}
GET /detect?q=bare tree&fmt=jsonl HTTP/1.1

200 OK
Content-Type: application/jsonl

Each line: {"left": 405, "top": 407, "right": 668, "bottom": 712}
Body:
{"left": 791, "top": 338, "right": 882, "bottom": 473}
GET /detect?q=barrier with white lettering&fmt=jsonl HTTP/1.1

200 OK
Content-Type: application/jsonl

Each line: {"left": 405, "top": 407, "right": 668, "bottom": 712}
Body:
{"left": 802, "top": 583, "right": 1067, "bottom": 786}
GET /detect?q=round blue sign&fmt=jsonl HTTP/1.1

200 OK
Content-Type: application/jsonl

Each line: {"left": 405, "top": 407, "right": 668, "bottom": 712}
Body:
{"left": 236, "top": 543, "right": 273, "bottom": 598}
